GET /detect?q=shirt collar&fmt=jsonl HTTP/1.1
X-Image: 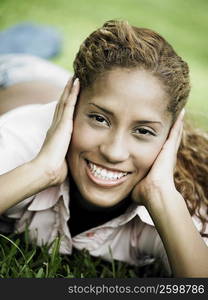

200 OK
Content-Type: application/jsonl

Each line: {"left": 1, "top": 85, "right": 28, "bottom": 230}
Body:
{"left": 27, "top": 179, "right": 154, "bottom": 226}
{"left": 27, "top": 180, "right": 69, "bottom": 211}
{"left": 98, "top": 202, "right": 154, "bottom": 228}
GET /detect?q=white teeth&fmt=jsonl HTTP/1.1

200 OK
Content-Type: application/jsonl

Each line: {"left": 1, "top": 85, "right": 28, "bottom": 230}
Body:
{"left": 112, "top": 173, "right": 117, "bottom": 179}
{"left": 108, "top": 172, "right": 114, "bottom": 179}
{"left": 89, "top": 163, "right": 94, "bottom": 171}
{"left": 88, "top": 161, "right": 128, "bottom": 180}
{"left": 96, "top": 168, "right": 101, "bottom": 175}
{"left": 101, "top": 169, "right": 107, "bottom": 177}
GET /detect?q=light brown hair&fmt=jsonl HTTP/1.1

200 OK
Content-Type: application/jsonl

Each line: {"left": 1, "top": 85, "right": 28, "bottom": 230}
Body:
{"left": 73, "top": 20, "right": 208, "bottom": 237}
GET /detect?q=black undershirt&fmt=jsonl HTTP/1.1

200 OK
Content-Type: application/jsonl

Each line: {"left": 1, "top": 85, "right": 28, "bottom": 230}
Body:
{"left": 68, "top": 176, "right": 132, "bottom": 237}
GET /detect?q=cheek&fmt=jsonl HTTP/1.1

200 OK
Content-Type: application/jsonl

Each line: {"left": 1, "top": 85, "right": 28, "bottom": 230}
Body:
{"left": 68, "top": 120, "right": 101, "bottom": 156}
{"left": 133, "top": 139, "right": 165, "bottom": 175}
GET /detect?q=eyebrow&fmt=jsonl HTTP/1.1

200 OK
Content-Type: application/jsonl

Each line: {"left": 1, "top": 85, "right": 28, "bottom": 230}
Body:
{"left": 89, "top": 103, "right": 113, "bottom": 116}
{"left": 88, "top": 102, "right": 163, "bottom": 126}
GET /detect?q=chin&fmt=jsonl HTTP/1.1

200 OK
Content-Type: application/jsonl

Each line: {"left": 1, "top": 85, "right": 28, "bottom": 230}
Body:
{"left": 78, "top": 183, "right": 132, "bottom": 211}
{"left": 84, "top": 194, "right": 121, "bottom": 208}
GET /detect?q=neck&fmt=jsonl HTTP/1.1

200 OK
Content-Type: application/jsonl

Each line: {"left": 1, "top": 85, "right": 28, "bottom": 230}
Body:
{"left": 69, "top": 175, "right": 131, "bottom": 212}
{"left": 68, "top": 175, "right": 132, "bottom": 237}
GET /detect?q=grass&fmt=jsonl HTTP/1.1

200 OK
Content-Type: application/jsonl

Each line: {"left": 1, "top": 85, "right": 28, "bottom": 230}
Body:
{"left": 0, "top": 231, "right": 169, "bottom": 278}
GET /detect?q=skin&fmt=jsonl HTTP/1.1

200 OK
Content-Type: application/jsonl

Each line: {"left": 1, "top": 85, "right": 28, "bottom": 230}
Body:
{"left": 67, "top": 68, "right": 173, "bottom": 209}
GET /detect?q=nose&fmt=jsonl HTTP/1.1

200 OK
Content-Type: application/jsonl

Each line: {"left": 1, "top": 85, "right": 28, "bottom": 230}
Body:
{"left": 99, "top": 133, "right": 130, "bottom": 163}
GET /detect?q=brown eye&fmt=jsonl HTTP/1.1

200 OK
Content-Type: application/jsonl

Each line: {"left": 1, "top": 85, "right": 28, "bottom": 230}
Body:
{"left": 134, "top": 127, "right": 156, "bottom": 136}
{"left": 94, "top": 115, "right": 106, "bottom": 123}
{"left": 138, "top": 128, "right": 149, "bottom": 134}
{"left": 88, "top": 114, "right": 109, "bottom": 126}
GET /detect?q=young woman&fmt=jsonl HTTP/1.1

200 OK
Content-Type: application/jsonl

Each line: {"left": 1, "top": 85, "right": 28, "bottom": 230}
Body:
{"left": 0, "top": 20, "right": 207, "bottom": 277}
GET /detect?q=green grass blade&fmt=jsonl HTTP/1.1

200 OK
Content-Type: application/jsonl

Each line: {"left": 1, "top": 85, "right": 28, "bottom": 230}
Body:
{"left": 0, "top": 234, "right": 26, "bottom": 261}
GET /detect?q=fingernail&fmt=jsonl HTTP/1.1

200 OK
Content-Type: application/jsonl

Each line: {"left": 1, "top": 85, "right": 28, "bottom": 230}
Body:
{"left": 181, "top": 108, "right": 185, "bottom": 118}
{"left": 73, "top": 78, "right": 79, "bottom": 86}
{"left": 67, "top": 77, "right": 73, "bottom": 84}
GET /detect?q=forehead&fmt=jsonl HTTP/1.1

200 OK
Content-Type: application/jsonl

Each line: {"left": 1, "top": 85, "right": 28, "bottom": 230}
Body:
{"left": 80, "top": 68, "right": 170, "bottom": 121}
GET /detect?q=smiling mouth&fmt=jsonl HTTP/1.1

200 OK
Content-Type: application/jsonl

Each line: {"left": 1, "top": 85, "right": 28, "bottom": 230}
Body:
{"left": 85, "top": 159, "right": 131, "bottom": 187}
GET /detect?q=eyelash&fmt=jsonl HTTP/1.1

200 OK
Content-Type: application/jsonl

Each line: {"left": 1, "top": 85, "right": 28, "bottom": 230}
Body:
{"left": 87, "top": 113, "right": 156, "bottom": 136}
{"left": 88, "top": 113, "right": 109, "bottom": 126}
{"left": 133, "top": 128, "right": 156, "bottom": 136}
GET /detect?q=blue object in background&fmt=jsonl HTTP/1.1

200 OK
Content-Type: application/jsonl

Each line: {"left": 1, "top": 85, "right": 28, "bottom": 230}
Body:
{"left": 0, "top": 22, "right": 62, "bottom": 59}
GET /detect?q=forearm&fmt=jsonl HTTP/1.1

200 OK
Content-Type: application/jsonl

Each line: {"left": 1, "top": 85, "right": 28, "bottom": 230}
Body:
{"left": 0, "top": 159, "right": 51, "bottom": 214}
{"left": 146, "top": 188, "right": 208, "bottom": 277}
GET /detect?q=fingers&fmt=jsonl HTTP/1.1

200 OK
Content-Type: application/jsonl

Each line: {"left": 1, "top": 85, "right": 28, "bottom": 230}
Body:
{"left": 175, "top": 117, "right": 184, "bottom": 151}
{"left": 60, "top": 77, "right": 73, "bottom": 102}
{"left": 156, "top": 109, "right": 185, "bottom": 173}
{"left": 173, "top": 109, "right": 185, "bottom": 151}
{"left": 62, "top": 78, "right": 80, "bottom": 123}
{"left": 53, "top": 77, "right": 80, "bottom": 124}
{"left": 166, "top": 109, "right": 185, "bottom": 151}
{"left": 52, "top": 78, "right": 73, "bottom": 121}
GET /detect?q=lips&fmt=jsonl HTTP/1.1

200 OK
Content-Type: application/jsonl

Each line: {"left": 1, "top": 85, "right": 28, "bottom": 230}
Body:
{"left": 85, "top": 159, "right": 131, "bottom": 188}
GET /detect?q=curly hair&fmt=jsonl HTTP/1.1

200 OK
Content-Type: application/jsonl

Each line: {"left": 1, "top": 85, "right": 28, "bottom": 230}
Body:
{"left": 73, "top": 20, "right": 208, "bottom": 237}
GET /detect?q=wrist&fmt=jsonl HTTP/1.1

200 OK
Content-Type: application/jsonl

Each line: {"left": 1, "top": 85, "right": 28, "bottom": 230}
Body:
{"left": 32, "top": 155, "right": 67, "bottom": 187}
{"left": 29, "top": 157, "right": 54, "bottom": 188}
{"left": 144, "top": 184, "right": 183, "bottom": 213}
{"left": 0, "top": 158, "right": 55, "bottom": 214}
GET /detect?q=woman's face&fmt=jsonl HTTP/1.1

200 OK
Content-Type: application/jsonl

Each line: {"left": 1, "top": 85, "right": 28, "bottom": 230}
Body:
{"left": 67, "top": 68, "right": 172, "bottom": 208}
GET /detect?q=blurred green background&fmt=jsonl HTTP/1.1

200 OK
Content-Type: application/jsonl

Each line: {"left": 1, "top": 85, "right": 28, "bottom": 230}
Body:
{"left": 0, "top": 0, "right": 207, "bottom": 129}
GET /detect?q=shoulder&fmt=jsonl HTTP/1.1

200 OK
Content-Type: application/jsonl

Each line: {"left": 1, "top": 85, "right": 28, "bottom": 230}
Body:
{"left": 0, "top": 101, "right": 57, "bottom": 131}
{"left": 0, "top": 101, "right": 57, "bottom": 173}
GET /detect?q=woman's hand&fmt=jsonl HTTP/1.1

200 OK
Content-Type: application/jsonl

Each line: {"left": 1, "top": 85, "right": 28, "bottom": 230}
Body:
{"left": 131, "top": 109, "right": 185, "bottom": 208}
{"left": 35, "top": 77, "right": 80, "bottom": 186}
